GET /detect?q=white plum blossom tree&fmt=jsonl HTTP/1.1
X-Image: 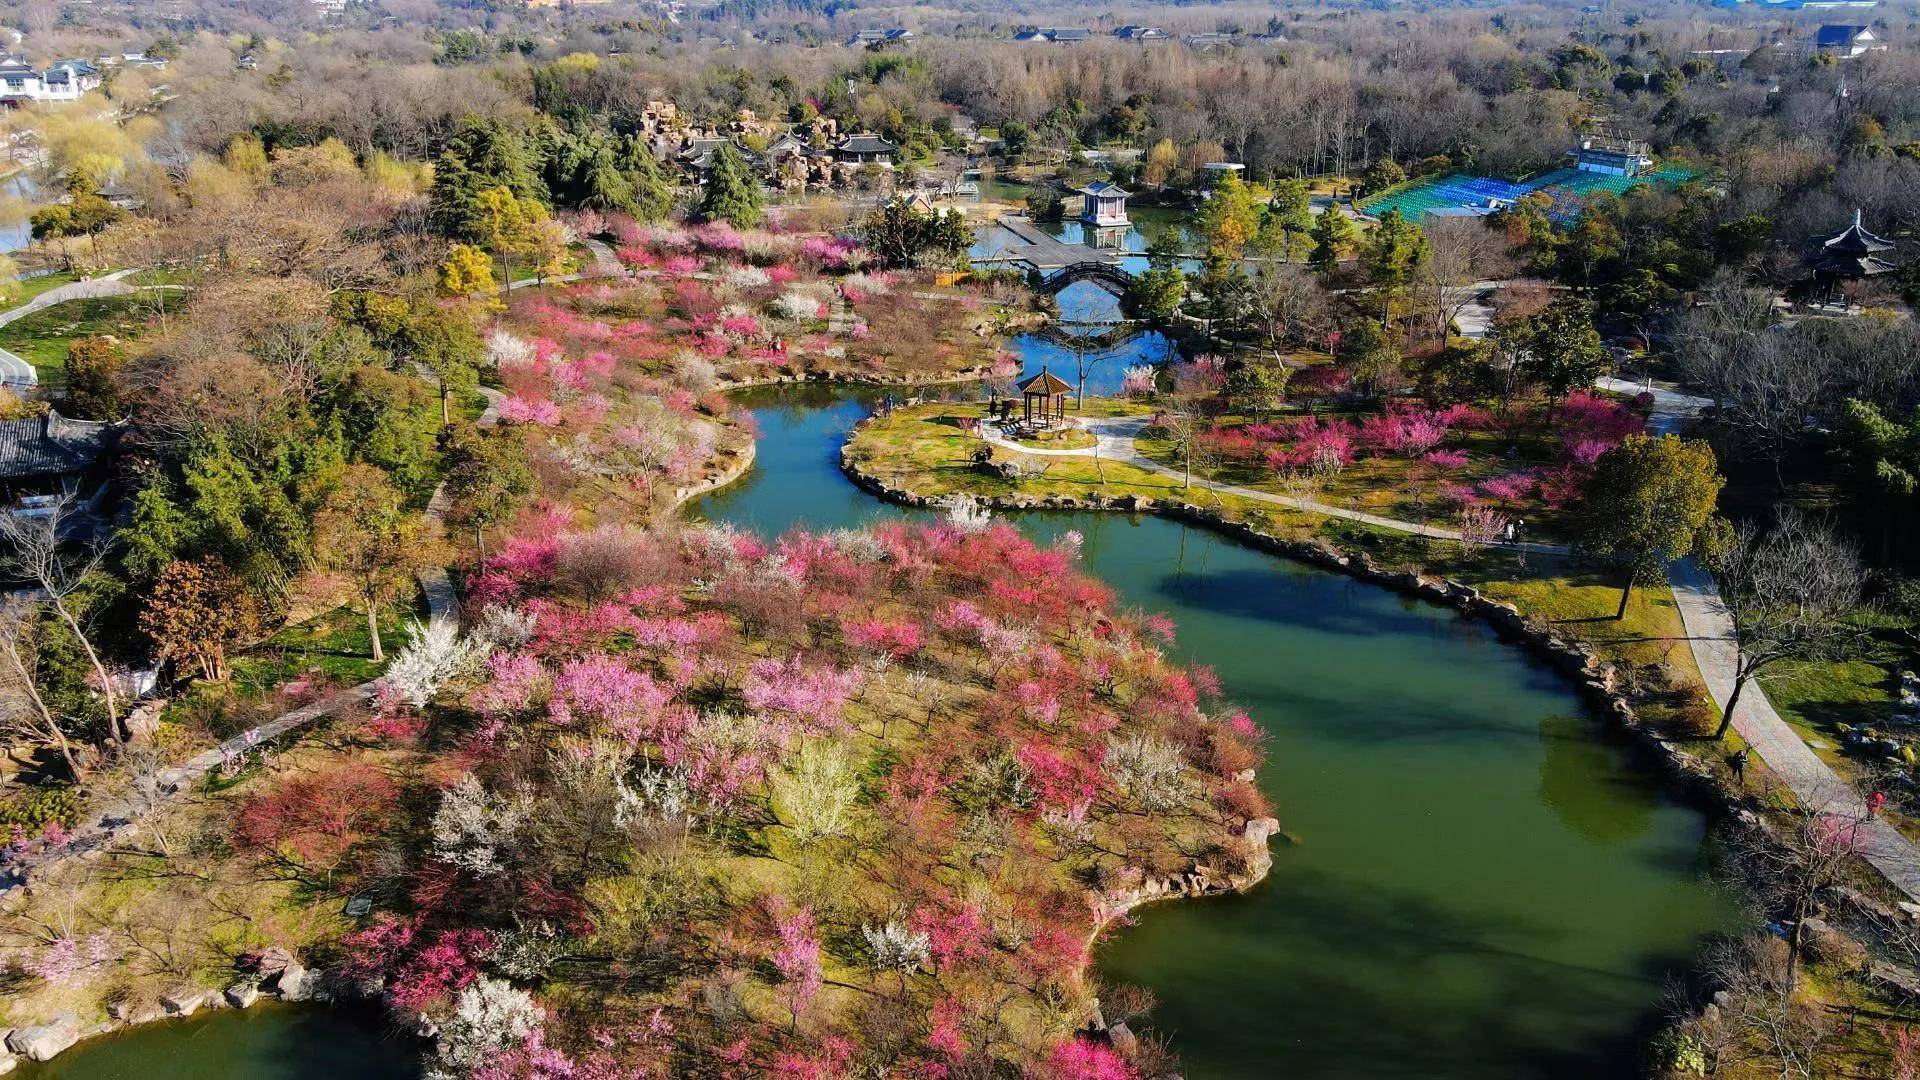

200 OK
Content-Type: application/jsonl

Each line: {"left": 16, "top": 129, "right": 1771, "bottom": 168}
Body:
{"left": 861, "top": 920, "right": 931, "bottom": 975}
{"left": 382, "top": 619, "right": 493, "bottom": 708}
{"left": 429, "top": 976, "right": 544, "bottom": 1078}
{"left": 430, "top": 774, "right": 529, "bottom": 877}
{"left": 1104, "top": 735, "right": 1191, "bottom": 812}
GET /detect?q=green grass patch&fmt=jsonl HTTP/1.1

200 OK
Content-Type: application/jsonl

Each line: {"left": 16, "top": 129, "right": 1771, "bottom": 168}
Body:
{"left": 6, "top": 269, "right": 80, "bottom": 306}
{"left": 123, "top": 266, "right": 196, "bottom": 287}
{"left": 230, "top": 585, "right": 429, "bottom": 694}
{"left": 0, "top": 293, "right": 155, "bottom": 393}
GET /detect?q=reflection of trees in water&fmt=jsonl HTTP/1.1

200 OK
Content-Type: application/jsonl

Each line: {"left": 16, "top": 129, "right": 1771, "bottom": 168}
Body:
{"left": 1535, "top": 712, "right": 1657, "bottom": 848}
{"left": 1055, "top": 280, "right": 1125, "bottom": 326}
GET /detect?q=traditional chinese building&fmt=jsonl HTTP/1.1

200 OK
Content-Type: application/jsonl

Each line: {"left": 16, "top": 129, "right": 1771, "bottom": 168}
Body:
{"left": 1076, "top": 180, "right": 1131, "bottom": 228}
{"left": 1808, "top": 208, "right": 1897, "bottom": 306}
{"left": 0, "top": 410, "right": 119, "bottom": 502}
{"left": 833, "top": 133, "right": 897, "bottom": 168}
{"left": 1017, "top": 368, "right": 1073, "bottom": 428}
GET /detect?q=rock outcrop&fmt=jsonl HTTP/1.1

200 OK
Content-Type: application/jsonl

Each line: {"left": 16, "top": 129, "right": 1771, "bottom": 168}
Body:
{"left": 6, "top": 1014, "right": 79, "bottom": 1062}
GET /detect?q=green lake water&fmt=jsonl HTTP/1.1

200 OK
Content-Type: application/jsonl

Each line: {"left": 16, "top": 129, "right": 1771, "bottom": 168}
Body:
{"left": 14, "top": 1003, "right": 419, "bottom": 1079}
{"left": 36, "top": 376, "right": 1740, "bottom": 1078}
{"left": 694, "top": 384, "right": 1743, "bottom": 1078}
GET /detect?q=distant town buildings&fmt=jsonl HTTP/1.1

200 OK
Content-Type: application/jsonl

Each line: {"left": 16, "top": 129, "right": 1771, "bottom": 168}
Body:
{"left": 108, "top": 51, "right": 168, "bottom": 70}
{"left": 1813, "top": 24, "right": 1887, "bottom": 56}
{"left": 1181, "top": 32, "right": 1237, "bottom": 51}
{"left": 1013, "top": 27, "right": 1092, "bottom": 44}
{"left": 844, "top": 28, "right": 913, "bottom": 47}
{"left": 1113, "top": 25, "right": 1169, "bottom": 41}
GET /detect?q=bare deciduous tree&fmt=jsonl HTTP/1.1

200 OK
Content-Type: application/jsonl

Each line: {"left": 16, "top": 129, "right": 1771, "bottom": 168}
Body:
{"left": 0, "top": 600, "right": 83, "bottom": 778}
{"left": 0, "top": 494, "right": 125, "bottom": 744}
{"left": 1723, "top": 809, "right": 1868, "bottom": 1003}
{"left": 1711, "top": 513, "right": 1872, "bottom": 741}
{"left": 1421, "top": 218, "right": 1514, "bottom": 342}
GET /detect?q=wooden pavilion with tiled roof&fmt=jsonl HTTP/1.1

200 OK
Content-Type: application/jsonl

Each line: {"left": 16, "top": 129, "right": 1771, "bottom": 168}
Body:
{"left": 1018, "top": 367, "right": 1072, "bottom": 428}
{"left": 1809, "top": 209, "right": 1897, "bottom": 306}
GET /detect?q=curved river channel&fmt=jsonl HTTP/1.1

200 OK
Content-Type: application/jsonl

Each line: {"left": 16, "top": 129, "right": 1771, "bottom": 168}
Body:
{"left": 28, "top": 323, "right": 1741, "bottom": 1079}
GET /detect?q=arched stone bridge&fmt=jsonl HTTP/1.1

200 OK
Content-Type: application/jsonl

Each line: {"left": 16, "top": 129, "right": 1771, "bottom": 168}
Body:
{"left": 1040, "top": 260, "right": 1135, "bottom": 297}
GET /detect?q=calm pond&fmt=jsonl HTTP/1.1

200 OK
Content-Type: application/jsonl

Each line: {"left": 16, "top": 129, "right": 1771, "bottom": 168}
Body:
{"left": 691, "top": 378, "right": 1742, "bottom": 1079}
{"left": 36, "top": 346, "right": 1740, "bottom": 1079}
{"left": 14, "top": 1003, "right": 419, "bottom": 1079}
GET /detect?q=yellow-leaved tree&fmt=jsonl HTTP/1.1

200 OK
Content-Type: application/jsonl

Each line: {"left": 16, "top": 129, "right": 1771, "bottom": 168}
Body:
{"left": 438, "top": 243, "right": 498, "bottom": 300}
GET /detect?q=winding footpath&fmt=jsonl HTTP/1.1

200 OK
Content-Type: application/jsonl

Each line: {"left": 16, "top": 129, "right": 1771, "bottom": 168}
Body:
{"left": 980, "top": 416, "right": 1571, "bottom": 557}
{"left": 982, "top": 386, "right": 1920, "bottom": 901}
{"left": 1595, "top": 378, "right": 1920, "bottom": 899}
{"left": 0, "top": 269, "right": 146, "bottom": 388}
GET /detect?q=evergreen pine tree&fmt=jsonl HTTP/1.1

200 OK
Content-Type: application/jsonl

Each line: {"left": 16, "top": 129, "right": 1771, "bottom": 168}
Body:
{"left": 698, "top": 143, "right": 763, "bottom": 228}
{"left": 621, "top": 135, "right": 675, "bottom": 223}
{"left": 1309, "top": 209, "right": 1359, "bottom": 276}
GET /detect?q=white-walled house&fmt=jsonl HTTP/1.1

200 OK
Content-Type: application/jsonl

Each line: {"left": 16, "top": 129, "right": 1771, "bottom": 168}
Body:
{"left": 0, "top": 56, "right": 102, "bottom": 105}
{"left": 1814, "top": 24, "right": 1887, "bottom": 57}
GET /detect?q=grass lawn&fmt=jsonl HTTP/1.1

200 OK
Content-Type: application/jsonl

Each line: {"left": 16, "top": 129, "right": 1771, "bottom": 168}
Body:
{"left": 0, "top": 293, "right": 155, "bottom": 393}
{"left": 1757, "top": 610, "right": 1920, "bottom": 835}
{"left": 231, "top": 585, "right": 430, "bottom": 695}
{"left": 7, "top": 269, "right": 80, "bottom": 306}
{"left": 1132, "top": 403, "right": 1582, "bottom": 542}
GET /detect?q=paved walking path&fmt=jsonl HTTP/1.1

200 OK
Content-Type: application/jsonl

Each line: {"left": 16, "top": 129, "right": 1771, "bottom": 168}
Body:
{"left": 1670, "top": 559, "right": 1920, "bottom": 897}
{"left": 0, "top": 269, "right": 144, "bottom": 388}
{"left": 1593, "top": 377, "right": 1713, "bottom": 436}
{"left": 504, "top": 240, "right": 627, "bottom": 293}
{"left": 581, "top": 237, "right": 626, "bottom": 277}
{"left": 1599, "top": 378, "right": 1920, "bottom": 899}
{"left": 979, "top": 416, "right": 1571, "bottom": 556}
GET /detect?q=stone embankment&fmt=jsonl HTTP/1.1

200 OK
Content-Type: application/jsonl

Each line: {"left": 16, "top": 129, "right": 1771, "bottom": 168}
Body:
{"left": 0, "top": 947, "right": 329, "bottom": 1069}
{"left": 717, "top": 361, "right": 1000, "bottom": 392}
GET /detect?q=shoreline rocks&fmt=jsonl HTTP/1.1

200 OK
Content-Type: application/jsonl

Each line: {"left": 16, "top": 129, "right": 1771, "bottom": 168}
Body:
{"left": 6, "top": 1013, "right": 78, "bottom": 1062}
{"left": 160, "top": 988, "right": 207, "bottom": 1016}
{"left": 9, "top": 945, "right": 342, "bottom": 1062}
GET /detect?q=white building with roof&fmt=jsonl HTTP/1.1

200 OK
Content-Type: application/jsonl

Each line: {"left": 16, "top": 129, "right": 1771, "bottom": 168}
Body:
{"left": 1076, "top": 180, "right": 1130, "bottom": 227}
{"left": 0, "top": 55, "right": 101, "bottom": 105}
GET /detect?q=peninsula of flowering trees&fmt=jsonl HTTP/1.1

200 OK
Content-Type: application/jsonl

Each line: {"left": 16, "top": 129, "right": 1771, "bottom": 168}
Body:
{"left": 270, "top": 519, "right": 1269, "bottom": 1076}
{"left": 509, "top": 216, "right": 1018, "bottom": 394}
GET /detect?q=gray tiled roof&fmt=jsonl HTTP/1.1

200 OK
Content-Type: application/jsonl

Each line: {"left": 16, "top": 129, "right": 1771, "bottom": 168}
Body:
{"left": 0, "top": 411, "right": 117, "bottom": 479}
{"left": 836, "top": 133, "right": 897, "bottom": 154}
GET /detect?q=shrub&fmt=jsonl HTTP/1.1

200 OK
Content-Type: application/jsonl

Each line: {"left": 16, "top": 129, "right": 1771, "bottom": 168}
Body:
{"left": 232, "top": 763, "right": 399, "bottom": 870}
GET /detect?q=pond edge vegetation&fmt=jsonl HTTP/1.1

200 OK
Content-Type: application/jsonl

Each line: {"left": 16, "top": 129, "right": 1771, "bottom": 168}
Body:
{"left": 836, "top": 417, "right": 1743, "bottom": 818}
